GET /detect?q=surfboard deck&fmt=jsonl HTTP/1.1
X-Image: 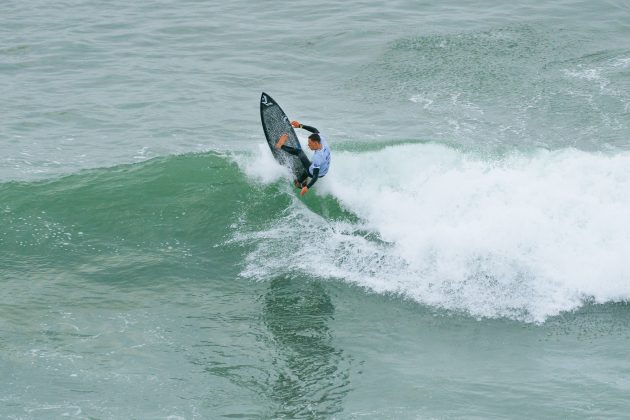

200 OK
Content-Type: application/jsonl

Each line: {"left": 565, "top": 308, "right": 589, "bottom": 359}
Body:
{"left": 260, "top": 92, "right": 308, "bottom": 181}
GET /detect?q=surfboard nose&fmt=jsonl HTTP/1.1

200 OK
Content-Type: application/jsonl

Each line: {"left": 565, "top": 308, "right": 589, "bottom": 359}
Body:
{"left": 260, "top": 92, "right": 274, "bottom": 107}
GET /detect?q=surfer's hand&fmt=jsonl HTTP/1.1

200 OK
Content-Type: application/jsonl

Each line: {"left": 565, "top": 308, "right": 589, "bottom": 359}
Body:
{"left": 300, "top": 186, "right": 308, "bottom": 196}
{"left": 291, "top": 120, "right": 301, "bottom": 128}
{"left": 275, "top": 133, "right": 288, "bottom": 149}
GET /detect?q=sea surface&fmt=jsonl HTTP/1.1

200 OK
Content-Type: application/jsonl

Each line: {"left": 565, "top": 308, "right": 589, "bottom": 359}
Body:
{"left": 2, "top": 0, "right": 630, "bottom": 418}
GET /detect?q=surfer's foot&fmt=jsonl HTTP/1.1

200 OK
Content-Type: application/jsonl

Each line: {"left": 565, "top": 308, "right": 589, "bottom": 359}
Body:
{"left": 275, "top": 133, "right": 288, "bottom": 149}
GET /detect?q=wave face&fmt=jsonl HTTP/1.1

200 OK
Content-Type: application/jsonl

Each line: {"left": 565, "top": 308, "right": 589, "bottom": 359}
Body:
{"left": 235, "top": 143, "right": 630, "bottom": 322}
{"left": 3, "top": 145, "right": 629, "bottom": 323}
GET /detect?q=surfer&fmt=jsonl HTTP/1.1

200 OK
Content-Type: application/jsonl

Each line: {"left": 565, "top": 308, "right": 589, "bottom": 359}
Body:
{"left": 275, "top": 121, "right": 331, "bottom": 196}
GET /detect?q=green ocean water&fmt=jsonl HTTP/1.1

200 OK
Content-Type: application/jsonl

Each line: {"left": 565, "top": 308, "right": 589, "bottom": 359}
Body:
{"left": 2, "top": 0, "right": 630, "bottom": 418}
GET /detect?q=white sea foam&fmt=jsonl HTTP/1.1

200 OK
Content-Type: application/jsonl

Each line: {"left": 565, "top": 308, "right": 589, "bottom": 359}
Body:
{"left": 237, "top": 143, "right": 630, "bottom": 322}
{"left": 232, "top": 143, "right": 289, "bottom": 184}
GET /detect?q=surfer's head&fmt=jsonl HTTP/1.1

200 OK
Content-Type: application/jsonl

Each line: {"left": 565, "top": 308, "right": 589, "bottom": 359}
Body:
{"left": 307, "top": 134, "right": 322, "bottom": 150}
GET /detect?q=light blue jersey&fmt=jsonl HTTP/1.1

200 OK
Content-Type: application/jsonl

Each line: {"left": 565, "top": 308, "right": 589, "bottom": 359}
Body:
{"left": 309, "top": 136, "right": 331, "bottom": 177}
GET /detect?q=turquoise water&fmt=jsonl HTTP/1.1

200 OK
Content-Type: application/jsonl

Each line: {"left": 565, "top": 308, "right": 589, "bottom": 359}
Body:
{"left": 2, "top": 0, "right": 630, "bottom": 418}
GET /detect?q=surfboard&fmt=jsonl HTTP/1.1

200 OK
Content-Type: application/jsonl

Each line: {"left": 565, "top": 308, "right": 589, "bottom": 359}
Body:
{"left": 260, "top": 92, "right": 309, "bottom": 181}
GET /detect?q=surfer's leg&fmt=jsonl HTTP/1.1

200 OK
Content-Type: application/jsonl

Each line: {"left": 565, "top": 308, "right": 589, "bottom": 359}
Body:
{"left": 295, "top": 152, "right": 312, "bottom": 187}
{"left": 297, "top": 151, "right": 311, "bottom": 171}
{"left": 281, "top": 146, "right": 311, "bottom": 170}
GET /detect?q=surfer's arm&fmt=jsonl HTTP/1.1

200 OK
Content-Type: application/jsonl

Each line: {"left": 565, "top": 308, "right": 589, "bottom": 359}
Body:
{"left": 299, "top": 167, "right": 319, "bottom": 196}
{"left": 300, "top": 124, "right": 319, "bottom": 134}
{"left": 306, "top": 167, "right": 320, "bottom": 188}
{"left": 291, "top": 121, "right": 319, "bottom": 134}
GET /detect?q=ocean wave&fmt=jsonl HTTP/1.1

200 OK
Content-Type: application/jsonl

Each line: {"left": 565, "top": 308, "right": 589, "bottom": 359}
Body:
{"left": 236, "top": 142, "right": 630, "bottom": 322}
